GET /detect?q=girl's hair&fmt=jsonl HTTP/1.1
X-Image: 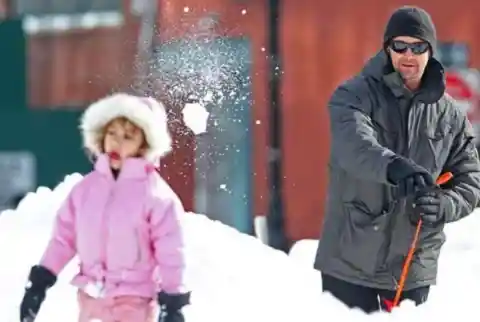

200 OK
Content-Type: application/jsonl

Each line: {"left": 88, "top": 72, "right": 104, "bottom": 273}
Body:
{"left": 98, "top": 117, "right": 149, "bottom": 152}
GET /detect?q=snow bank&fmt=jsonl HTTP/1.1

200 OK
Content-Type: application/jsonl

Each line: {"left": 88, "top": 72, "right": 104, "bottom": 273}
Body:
{"left": 289, "top": 207, "right": 480, "bottom": 321}
{"left": 1, "top": 173, "right": 479, "bottom": 322}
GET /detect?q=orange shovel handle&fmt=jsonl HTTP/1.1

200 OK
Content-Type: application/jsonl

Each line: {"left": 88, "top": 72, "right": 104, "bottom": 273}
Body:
{"left": 387, "top": 171, "right": 453, "bottom": 311}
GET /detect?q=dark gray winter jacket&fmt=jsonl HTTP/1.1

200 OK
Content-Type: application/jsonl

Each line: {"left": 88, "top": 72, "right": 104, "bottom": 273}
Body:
{"left": 314, "top": 50, "right": 480, "bottom": 290}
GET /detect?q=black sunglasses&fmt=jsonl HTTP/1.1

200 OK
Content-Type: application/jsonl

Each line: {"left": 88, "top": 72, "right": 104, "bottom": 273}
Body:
{"left": 390, "top": 40, "right": 430, "bottom": 55}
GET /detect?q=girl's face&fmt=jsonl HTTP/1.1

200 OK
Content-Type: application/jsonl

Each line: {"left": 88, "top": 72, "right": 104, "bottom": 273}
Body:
{"left": 102, "top": 118, "right": 146, "bottom": 169}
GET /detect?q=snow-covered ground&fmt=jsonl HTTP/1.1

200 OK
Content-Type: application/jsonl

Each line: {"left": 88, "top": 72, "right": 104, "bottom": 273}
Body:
{"left": 1, "top": 173, "right": 479, "bottom": 322}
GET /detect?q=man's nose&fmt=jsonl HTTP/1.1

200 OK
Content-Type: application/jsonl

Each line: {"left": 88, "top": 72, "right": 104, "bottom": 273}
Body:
{"left": 403, "top": 48, "right": 415, "bottom": 57}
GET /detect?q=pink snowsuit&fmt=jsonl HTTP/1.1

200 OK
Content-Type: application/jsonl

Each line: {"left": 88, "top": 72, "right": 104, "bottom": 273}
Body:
{"left": 39, "top": 154, "right": 187, "bottom": 322}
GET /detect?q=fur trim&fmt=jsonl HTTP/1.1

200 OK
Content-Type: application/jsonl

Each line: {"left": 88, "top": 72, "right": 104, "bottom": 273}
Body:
{"left": 80, "top": 93, "right": 172, "bottom": 163}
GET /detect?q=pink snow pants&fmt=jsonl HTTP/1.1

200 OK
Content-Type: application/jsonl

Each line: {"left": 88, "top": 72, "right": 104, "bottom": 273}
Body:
{"left": 77, "top": 290, "right": 156, "bottom": 322}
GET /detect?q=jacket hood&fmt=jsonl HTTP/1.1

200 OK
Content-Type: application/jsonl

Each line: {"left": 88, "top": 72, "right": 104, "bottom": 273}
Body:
{"left": 80, "top": 93, "right": 172, "bottom": 164}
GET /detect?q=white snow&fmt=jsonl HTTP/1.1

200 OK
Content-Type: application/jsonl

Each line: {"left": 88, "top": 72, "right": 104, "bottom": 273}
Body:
{"left": 289, "top": 212, "right": 480, "bottom": 321}
{"left": 1, "top": 173, "right": 479, "bottom": 322}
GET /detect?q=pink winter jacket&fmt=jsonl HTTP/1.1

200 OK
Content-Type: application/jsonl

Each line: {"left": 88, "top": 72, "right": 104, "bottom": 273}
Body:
{"left": 39, "top": 154, "right": 187, "bottom": 299}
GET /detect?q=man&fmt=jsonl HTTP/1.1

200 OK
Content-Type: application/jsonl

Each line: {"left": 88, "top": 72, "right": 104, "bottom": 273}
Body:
{"left": 314, "top": 6, "right": 480, "bottom": 313}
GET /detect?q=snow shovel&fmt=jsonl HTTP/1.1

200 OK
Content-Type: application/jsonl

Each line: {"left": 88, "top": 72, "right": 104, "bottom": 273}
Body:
{"left": 383, "top": 171, "right": 453, "bottom": 312}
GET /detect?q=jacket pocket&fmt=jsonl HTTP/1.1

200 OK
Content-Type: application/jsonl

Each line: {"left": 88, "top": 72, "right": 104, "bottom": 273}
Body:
{"left": 416, "top": 226, "right": 446, "bottom": 266}
{"left": 372, "top": 120, "right": 398, "bottom": 151}
{"left": 133, "top": 228, "right": 142, "bottom": 264}
{"left": 422, "top": 123, "right": 454, "bottom": 172}
{"left": 383, "top": 207, "right": 416, "bottom": 275}
{"left": 338, "top": 202, "right": 389, "bottom": 275}
{"left": 401, "top": 227, "right": 445, "bottom": 283}
{"left": 109, "top": 227, "right": 142, "bottom": 268}
{"left": 384, "top": 200, "right": 447, "bottom": 281}
{"left": 135, "top": 228, "right": 147, "bottom": 264}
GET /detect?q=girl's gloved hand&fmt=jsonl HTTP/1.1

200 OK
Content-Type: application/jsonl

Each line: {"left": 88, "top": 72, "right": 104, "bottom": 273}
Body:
{"left": 157, "top": 291, "right": 191, "bottom": 322}
{"left": 20, "top": 265, "right": 57, "bottom": 322}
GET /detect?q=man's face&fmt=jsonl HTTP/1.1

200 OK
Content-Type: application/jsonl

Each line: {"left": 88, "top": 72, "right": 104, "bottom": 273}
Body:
{"left": 388, "top": 36, "right": 430, "bottom": 86}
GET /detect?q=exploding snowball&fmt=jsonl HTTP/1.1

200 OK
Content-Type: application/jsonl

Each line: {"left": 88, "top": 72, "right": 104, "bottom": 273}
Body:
{"left": 183, "top": 103, "right": 210, "bottom": 135}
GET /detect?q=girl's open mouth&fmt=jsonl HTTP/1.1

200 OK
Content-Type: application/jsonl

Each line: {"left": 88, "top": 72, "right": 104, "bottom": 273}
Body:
{"left": 108, "top": 151, "right": 120, "bottom": 160}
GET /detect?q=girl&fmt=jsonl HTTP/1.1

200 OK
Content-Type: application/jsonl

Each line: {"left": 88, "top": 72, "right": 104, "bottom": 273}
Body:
{"left": 19, "top": 93, "right": 190, "bottom": 322}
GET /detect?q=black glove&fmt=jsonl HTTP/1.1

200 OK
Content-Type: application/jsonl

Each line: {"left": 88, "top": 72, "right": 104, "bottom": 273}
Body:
{"left": 158, "top": 291, "right": 191, "bottom": 322}
{"left": 410, "top": 188, "right": 454, "bottom": 227}
{"left": 387, "top": 157, "right": 435, "bottom": 198}
{"left": 20, "top": 265, "right": 57, "bottom": 322}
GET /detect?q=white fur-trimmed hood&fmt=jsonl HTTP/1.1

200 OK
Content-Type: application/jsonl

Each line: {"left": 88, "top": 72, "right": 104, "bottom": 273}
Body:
{"left": 80, "top": 93, "right": 172, "bottom": 163}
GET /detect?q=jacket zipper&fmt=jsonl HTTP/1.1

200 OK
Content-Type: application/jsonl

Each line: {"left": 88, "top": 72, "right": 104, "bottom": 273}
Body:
{"left": 383, "top": 97, "right": 415, "bottom": 288}
{"left": 99, "top": 175, "right": 116, "bottom": 290}
{"left": 406, "top": 97, "right": 416, "bottom": 157}
{"left": 389, "top": 96, "right": 416, "bottom": 290}
{"left": 135, "top": 228, "right": 142, "bottom": 263}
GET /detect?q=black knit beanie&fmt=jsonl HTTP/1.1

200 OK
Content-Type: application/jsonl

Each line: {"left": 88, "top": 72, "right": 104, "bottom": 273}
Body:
{"left": 383, "top": 6, "right": 437, "bottom": 55}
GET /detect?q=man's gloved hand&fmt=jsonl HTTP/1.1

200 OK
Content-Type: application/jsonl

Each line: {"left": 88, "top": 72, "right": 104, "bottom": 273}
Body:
{"left": 158, "top": 291, "right": 191, "bottom": 322}
{"left": 410, "top": 188, "right": 454, "bottom": 227}
{"left": 20, "top": 265, "right": 57, "bottom": 322}
{"left": 387, "top": 157, "right": 435, "bottom": 198}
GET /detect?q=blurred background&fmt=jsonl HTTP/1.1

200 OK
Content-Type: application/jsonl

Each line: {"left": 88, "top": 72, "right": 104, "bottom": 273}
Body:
{"left": 0, "top": 0, "right": 479, "bottom": 252}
